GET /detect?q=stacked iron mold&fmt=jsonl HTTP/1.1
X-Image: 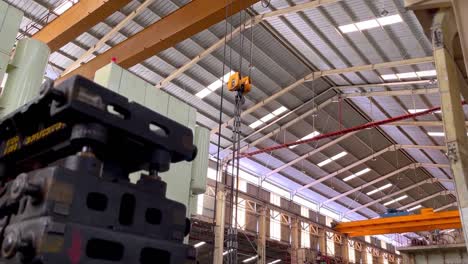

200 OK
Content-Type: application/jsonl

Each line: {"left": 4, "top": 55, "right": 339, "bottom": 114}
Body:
{"left": 0, "top": 76, "right": 198, "bottom": 264}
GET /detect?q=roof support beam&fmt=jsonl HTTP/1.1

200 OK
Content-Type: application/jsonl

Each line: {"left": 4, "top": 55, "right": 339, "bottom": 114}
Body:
{"left": 213, "top": 56, "right": 434, "bottom": 134}
{"left": 344, "top": 178, "right": 453, "bottom": 216}
{"left": 320, "top": 163, "right": 449, "bottom": 206}
{"left": 334, "top": 80, "right": 434, "bottom": 90}
{"left": 264, "top": 131, "right": 357, "bottom": 179}
{"left": 62, "top": 0, "right": 156, "bottom": 75}
{"left": 404, "top": 0, "right": 451, "bottom": 10}
{"left": 154, "top": 0, "right": 342, "bottom": 89}
{"left": 398, "top": 191, "right": 454, "bottom": 210}
{"left": 32, "top": 0, "right": 132, "bottom": 52}
{"left": 341, "top": 88, "right": 439, "bottom": 98}
{"left": 296, "top": 145, "right": 446, "bottom": 192}
{"left": 435, "top": 202, "right": 458, "bottom": 212}
{"left": 60, "top": 0, "right": 260, "bottom": 80}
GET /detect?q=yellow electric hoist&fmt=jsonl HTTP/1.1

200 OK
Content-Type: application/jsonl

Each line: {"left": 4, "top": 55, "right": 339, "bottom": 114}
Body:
{"left": 227, "top": 72, "right": 251, "bottom": 95}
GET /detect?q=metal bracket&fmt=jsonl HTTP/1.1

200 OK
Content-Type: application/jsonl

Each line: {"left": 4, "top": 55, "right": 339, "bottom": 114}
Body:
{"left": 432, "top": 25, "right": 445, "bottom": 48}
{"left": 447, "top": 141, "right": 459, "bottom": 163}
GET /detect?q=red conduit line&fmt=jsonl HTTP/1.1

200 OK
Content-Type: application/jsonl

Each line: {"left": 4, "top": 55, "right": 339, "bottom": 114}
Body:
{"left": 240, "top": 102, "right": 463, "bottom": 158}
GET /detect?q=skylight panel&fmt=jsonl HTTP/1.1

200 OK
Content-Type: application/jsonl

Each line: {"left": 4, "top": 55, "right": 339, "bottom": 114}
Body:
{"left": 339, "top": 24, "right": 359, "bottom": 33}
{"left": 377, "top": 14, "right": 403, "bottom": 26}
{"left": 260, "top": 113, "right": 275, "bottom": 123}
{"left": 416, "top": 70, "right": 437, "bottom": 77}
{"left": 317, "top": 152, "right": 347, "bottom": 167}
{"left": 249, "top": 120, "right": 264, "bottom": 129}
{"left": 317, "top": 158, "right": 332, "bottom": 167}
{"left": 272, "top": 106, "right": 288, "bottom": 116}
{"left": 396, "top": 72, "right": 418, "bottom": 79}
{"left": 54, "top": 1, "right": 74, "bottom": 15}
{"left": 367, "top": 183, "right": 392, "bottom": 195}
{"left": 408, "top": 205, "right": 422, "bottom": 211}
{"left": 290, "top": 131, "right": 320, "bottom": 149}
{"left": 428, "top": 132, "right": 445, "bottom": 137}
{"left": 381, "top": 74, "right": 398, "bottom": 80}
{"left": 343, "top": 168, "right": 371, "bottom": 182}
{"left": 355, "top": 19, "right": 380, "bottom": 30}
{"left": 196, "top": 88, "right": 211, "bottom": 98}
{"left": 383, "top": 195, "right": 408, "bottom": 206}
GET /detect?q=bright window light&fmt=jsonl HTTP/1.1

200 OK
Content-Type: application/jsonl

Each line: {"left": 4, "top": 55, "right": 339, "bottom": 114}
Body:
{"left": 207, "top": 80, "right": 222, "bottom": 91}
{"left": 428, "top": 131, "right": 445, "bottom": 137}
{"left": 377, "top": 14, "right": 403, "bottom": 26}
{"left": 290, "top": 131, "right": 320, "bottom": 149}
{"left": 272, "top": 106, "right": 288, "bottom": 116}
{"left": 343, "top": 168, "right": 371, "bottom": 182}
{"left": 260, "top": 113, "right": 275, "bottom": 123}
{"left": 383, "top": 195, "right": 408, "bottom": 206}
{"left": 243, "top": 256, "right": 258, "bottom": 263}
{"left": 367, "top": 183, "right": 392, "bottom": 196}
{"left": 196, "top": 88, "right": 211, "bottom": 98}
{"left": 416, "top": 70, "right": 437, "bottom": 77}
{"left": 356, "top": 19, "right": 380, "bottom": 30}
{"left": 396, "top": 72, "right": 418, "bottom": 79}
{"left": 268, "top": 260, "right": 281, "bottom": 264}
{"left": 381, "top": 74, "right": 398, "bottom": 80}
{"left": 196, "top": 194, "right": 204, "bottom": 215}
{"left": 249, "top": 120, "right": 264, "bottom": 129}
{"left": 408, "top": 205, "right": 422, "bottom": 211}
{"left": 194, "top": 241, "right": 206, "bottom": 248}
{"left": 339, "top": 23, "right": 359, "bottom": 33}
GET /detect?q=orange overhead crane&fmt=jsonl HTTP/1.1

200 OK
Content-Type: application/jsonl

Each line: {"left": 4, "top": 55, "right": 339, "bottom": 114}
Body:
{"left": 334, "top": 208, "right": 461, "bottom": 237}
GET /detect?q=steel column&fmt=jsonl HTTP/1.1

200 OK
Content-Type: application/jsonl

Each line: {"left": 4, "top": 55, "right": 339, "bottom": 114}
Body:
{"left": 433, "top": 8, "right": 468, "bottom": 251}
{"left": 213, "top": 189, "right": 226, "bottom": 264}
{"left": 257, "top": 207, "right": 266, "bottom": 264}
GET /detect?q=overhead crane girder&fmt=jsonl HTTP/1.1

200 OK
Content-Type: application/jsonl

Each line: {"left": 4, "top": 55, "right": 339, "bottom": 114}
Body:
{"left": 334, "top": 208, "right": 461, "bottom": 237}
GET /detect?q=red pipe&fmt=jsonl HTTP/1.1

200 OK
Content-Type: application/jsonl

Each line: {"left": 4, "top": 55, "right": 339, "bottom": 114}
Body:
{"left": 240, "top": 103, "right": 461, "bottom": 158}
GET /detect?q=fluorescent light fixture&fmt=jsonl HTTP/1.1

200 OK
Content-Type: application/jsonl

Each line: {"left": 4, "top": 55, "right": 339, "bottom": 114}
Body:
{"left": 272, "top": 106, "right": 288, "bottom": 116}
{"left": 377, "top": 14, "right": 403, "bottom": 26}
{"left": 317, "top": 151, "right": 347, "bottom": 167}
{"left": 243, "top": 255, "right": 258, "bottom": 263}
{"left": 383, "top": 195, "right": 408, "bottom": 206}
{"left": 355, "top": 19, "right": 380, "bottom": 30}
{"left": 408, "top": 205, "right": 422, "bottom": 211}
{"left": 428, "top": 131, "right": 445, "bottom": 137}
{"left": 381, "top": 74, "right": 398, "bottom": 80}
{"left": 343, "top": 168, "right": 371, "bottom": 182}
{"left": 396, "top": 72, "right": 418, "bottom": 79}
{"left": 196, "top": 88, "right": 212, "bottom": 98}
{"left": 260, "top": 113, "right": 275, "bottom": 123}
{"left": 268, "top": 260, "right": 282, "bottom": 264}
{"left": 194, "top": 241, "right": 206, "bottom": 248}
{"left": 249, "top": 120, "right": 264, "bottom": 129}
{"left": 367, "top": 183, "right": 392, "bottom": 196}
{"left": 339, "top": 23, "right": 359, "bottom": 33}
{"left": 416, "top": 70, "right": 437, "bottom": 77}
{"left": 290, "top": 131, "right": 320, "bottom": 149}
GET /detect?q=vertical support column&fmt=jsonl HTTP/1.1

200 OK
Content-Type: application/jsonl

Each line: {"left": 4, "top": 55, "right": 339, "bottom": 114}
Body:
{"left": 257, "top": 207, "right": 266, "bottom": 264}
{"left": 433, "top": 8, "right": 468, "bottom": 250}
{"left": 213, "top": 188, "right": 226, "bottom": 264}
{"left": 318, "top": 228, "right": 327, "bottom": 255}
{"left": 342, "top": 237, "right": 349, "bottom": 263}
{"left": 290, "top": 218, "right": 299, "bottom": 264}
{"left": 0, "top": 38, "right": 50, "bottom": 117}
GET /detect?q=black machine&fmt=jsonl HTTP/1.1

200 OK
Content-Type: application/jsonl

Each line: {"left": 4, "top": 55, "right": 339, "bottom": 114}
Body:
{"left": 0, "top": 76, "right": 198, "bottom": 263}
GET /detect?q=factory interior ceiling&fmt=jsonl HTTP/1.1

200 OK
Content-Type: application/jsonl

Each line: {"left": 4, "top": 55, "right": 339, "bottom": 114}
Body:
{"left": 7, "top": 0, "right": 458, "bottom": 230}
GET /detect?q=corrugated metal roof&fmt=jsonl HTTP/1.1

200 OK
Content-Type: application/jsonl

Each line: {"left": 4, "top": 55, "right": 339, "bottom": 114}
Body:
{"left": 6, "top": 0, "right": 455, "bottom": 223}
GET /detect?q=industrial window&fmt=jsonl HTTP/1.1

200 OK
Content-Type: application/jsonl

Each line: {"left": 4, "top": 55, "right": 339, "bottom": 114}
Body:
{"left": 294, "top": 196, "right": 318, "bottom": 212}
{"left": 367, "top": 252, "right": 373, "bottom": 264}
{"left": 348, "top": 242, "right": 355, "bottom": 263}
{"left": 300, "top": 206, "right": 309, "bottom": 217}
{"left": 325, "top": 217, "right": 335, "bottom": 256}
{"left": 233, "top": 180, "right": 247, "bottom": 230}
{"left": 270, "top": 193, "right": 281, "bottom": 241}
{"left": 196, "top": 194, "right": 204, "bottom": 215}
{"left": 300, "top": 222, "right": 310, "bottom": 248}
